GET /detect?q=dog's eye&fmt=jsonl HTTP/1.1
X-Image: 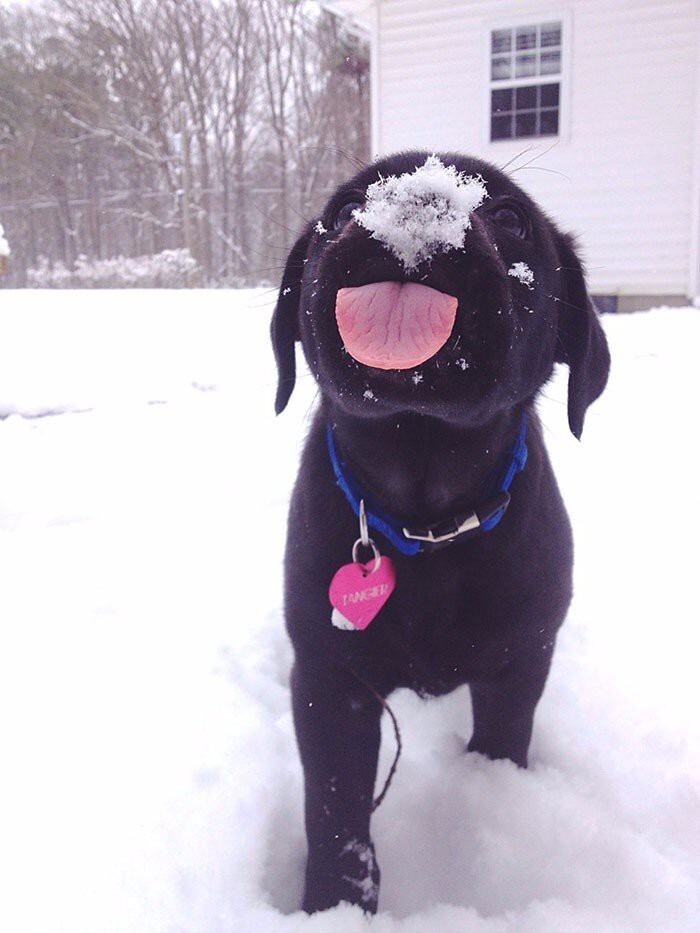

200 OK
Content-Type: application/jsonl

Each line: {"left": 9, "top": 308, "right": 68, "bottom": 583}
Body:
{"left": 333, "top": 201, "right": 363, "bottom": 230}
{"left": 491, "top": 204, "right": 528, "bottom": 239}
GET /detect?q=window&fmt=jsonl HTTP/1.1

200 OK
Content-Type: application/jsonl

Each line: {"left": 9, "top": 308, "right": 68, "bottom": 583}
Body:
{"left": 489, "top": 21, "right": 562, "bottom": 141}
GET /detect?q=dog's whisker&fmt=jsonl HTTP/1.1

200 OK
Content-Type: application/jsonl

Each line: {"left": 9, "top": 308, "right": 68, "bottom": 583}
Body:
{"left": 300, "top": 144, "right": 367, "bottom": 171}
{"left": 557, "top": 265, "right": 609, "bottom": 272}
{"left": 537, "top": 415, "right": 559, "bottom": 441}
{"left": 538, "top": 388, "right": 567, "bottom": 407}
{"left": 246, "top": 288, "right": 279, "bottom": 301}
{"left": 248, "top": 265, "right": 299, "bottom": 277}
{"left": 551, "top": 329, "right": 570, "bottom": 359}
{"left": 285, "top": 202, "right": 314, "bottom": 226}
{"left": 303, "top": 388, "right": 321, "bottom": 425}
{"left": 546, "top": 292, "right": 591, "bottom": 315}
{"left": 254, "top": 238, "right": 296, "bottom": 253}
{"left": 499, "top": 145, "right": 537, "bottom": 173}
{"left": 509, "top": 140, "right": 560, "bottom": 173}
{"left": 236, "top": 188, "right": 310, "bottom": 239}
{"left": 259, "top": 235, "right": 301, "bottom": 254}
{"left": 512, "top": 165, "right": 571, "bottom": 180}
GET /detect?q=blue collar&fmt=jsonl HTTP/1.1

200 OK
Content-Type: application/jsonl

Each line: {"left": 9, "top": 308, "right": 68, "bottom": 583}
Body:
{"left": 326, "top": 414, "right": 528, "bottom": 556}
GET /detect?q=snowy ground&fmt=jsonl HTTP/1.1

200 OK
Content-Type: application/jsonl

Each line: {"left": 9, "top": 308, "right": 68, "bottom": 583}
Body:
{"left": 1, "top": 289, "right": 698, "bottom": 932}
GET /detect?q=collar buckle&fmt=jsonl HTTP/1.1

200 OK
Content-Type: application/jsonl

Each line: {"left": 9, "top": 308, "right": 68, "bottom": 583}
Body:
{"left": 402, "top": 490, "right": 512, "bottom": 546}
{"left": 402, "top": 511, "right": 480, "bottom": 545}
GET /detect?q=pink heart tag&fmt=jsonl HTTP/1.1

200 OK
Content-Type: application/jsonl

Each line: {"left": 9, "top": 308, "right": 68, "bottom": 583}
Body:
{"left": 328, "top": 556, "right": 396, "bottom": 631}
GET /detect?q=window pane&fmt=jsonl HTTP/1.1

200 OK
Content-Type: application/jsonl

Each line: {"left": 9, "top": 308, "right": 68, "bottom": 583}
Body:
{"left": 540, "top": 83, "right": 560, "bottom": 107}
{"left": 491, "top": 88, "right": 514, "bottom": 112}
{"left": 489, "top": 22, "right": 563, "bottom": 142}
{"left": 491, "top": 29, "right": 512, "bottom": 54}
{"left": 491, "top": 55, "right": 512, "bottom": 80}
{"left": 539, "top": 108, "right": 559, "bottom": 135}
{"left": 540, "top": 22, "right": 561, "bottom": 47}
{"left": 516, "top": 26, "right": 536, "bottom": 50}
{"left": 540, "top": 50, "right": 561, "bottom": 75}
{"left": 515, "top": 112, "right": 537, "bottom": 137}
{"left": 515, "top": 85, "right": 537, "bottom": 109}
{"left": 515, "top": 53, "right": 536, "bottom": 77}
{"left": 491, "top": 114, "right": 513, "bottom": 140}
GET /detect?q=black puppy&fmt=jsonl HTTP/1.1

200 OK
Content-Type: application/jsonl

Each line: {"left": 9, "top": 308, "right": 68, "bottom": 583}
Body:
{"left": 270, "top": 151, "right": 609, "bottom": 915}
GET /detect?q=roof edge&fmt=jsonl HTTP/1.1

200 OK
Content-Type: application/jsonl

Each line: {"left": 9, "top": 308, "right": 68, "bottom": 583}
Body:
{"left": 317, "top": 0, "right": 373, "bottom": 33}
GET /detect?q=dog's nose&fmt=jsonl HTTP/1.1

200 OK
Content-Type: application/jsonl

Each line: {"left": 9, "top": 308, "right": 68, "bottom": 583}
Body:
{"left": 352, "top": 155, "right": 488, "bottom": 271}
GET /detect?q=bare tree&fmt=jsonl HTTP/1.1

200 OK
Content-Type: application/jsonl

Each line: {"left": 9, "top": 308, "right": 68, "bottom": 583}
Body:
{"left": 0, "top": 0, "right": 369, "bottom": 287}
{"left": 213, "top": 0, "right": 259, "bottom": 280}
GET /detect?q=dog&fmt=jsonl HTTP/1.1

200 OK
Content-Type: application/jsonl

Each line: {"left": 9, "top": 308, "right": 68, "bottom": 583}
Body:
{"left": 270, "top": 151, "right": 610, "bottom": 914}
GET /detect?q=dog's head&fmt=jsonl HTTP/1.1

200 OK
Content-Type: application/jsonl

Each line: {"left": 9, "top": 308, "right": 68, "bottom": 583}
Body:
{"left": 271, "top": 151, "right": 609, "bottom": 438}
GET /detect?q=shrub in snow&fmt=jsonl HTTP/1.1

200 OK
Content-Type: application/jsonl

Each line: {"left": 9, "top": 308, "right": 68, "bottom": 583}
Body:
{"left": 27, "top": 257, "right": 73, "bottom": 288}
{"left": 353, "top": 154, "right": 488, "bottom": 270}
{"left": 27, "top": 249, "right": 201, "bottom": 288}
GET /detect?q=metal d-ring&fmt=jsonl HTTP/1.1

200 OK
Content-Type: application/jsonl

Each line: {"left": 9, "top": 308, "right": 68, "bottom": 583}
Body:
{"left": 352, "top": 500, "right": 380, "bottom": 572}
{"left": 359, "top": 498, "right": 370, "bottom": 547}
{"left": 352, "top": 537, "right": 381, "bottom": 574}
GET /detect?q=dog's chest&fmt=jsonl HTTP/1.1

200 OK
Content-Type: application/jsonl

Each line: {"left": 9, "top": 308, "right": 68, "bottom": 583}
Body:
{"left": 366, "top": 550, "right": 524, "bottom": 694}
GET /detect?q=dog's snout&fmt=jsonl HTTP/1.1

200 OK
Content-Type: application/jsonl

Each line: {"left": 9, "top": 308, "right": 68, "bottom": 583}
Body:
{"left": 330, "top": 229, "right": 503, "bottom": 299}
{"left": 342, "top": 255, "right": 408, "bottom": 290}
{"left": 462, "top": 212, "right": 509, "bottom": 278}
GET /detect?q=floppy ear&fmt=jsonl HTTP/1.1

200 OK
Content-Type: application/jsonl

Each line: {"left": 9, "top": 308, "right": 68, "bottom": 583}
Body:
{"left": 555, "top": 234, "right": 611, "bottom": 439}
{"left": 270, "top": 227, "right": 313, "bottom": 414}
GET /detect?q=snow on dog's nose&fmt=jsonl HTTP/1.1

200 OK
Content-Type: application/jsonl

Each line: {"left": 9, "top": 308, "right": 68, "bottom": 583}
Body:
{"left": 352, "top": 155, "right": 488, "bottom": 270}
{"left": 335, "top": 281, "right": 458, "bottom": 370}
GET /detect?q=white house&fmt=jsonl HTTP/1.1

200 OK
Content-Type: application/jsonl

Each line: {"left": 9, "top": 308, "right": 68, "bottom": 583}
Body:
{"left": 322, "top": 0, "right": 700, "bottom": 310}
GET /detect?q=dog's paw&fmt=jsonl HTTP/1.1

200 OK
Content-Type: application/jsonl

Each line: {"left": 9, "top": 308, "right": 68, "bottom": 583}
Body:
{"left": 303, "top": 838, "right": 380, "bottom": 914}
{"left": 338, "top": 838, "right": 380, "bottom": 911}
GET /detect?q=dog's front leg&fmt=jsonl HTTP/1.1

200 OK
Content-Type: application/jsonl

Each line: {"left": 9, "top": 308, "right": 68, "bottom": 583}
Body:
{"left": 291, "top": 661, "right": 382, "bottom": 914}
{"left": 467, "top": 644, "right": 555, "bottom": 768}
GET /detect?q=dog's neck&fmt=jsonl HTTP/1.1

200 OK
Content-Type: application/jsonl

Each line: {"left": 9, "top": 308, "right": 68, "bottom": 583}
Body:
{"left": 324, "top": 403, "right": 526, "bottom": 524}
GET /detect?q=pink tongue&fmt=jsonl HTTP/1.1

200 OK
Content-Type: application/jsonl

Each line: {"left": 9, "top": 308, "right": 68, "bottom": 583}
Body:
{"left": 335, "top": 282, "right": 458, "bottom": 370}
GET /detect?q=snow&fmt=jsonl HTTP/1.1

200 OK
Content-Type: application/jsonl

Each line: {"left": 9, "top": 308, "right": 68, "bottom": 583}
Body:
{"left": 341, "top": 839, "right": 379, "bottom": 906}
{"left": 508, "top": 261, "right": 534, "bottom": 288}
{"left": 353, "top": 155, "right": 488, "bottom": 270}
{"left": 1, "top": 289, "right": 699, "bottom": 932}
{"left": 0, "top": 220, "right": 9, "bottom": 257}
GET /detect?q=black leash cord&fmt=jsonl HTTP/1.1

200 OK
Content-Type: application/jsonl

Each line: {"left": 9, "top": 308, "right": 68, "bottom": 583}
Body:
{"left": 350, "top": 670, "right": 402, "bottom": 812}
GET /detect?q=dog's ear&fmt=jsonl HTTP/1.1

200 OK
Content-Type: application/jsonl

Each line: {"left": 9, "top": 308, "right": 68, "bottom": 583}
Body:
{"left": 554, "top": 234, "right": 611, "bottom": 439}
{"left": 270, "top": 226, "right": 312, "bottom": 414}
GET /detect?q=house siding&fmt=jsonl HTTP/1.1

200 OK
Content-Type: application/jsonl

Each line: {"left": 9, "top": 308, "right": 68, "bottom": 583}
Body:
{"left": 374, "top": 0, "right": 700, "bottom": 298}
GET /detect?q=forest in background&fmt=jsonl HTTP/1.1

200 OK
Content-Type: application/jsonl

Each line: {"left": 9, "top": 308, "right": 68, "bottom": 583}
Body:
{"left": 0, "top": 0, "right": 369, "bottom": 287}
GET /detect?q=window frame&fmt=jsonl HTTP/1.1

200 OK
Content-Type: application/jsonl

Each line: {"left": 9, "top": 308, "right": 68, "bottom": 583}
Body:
{"left": 482, "top": 10, "right": 572, "bottom": 147}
